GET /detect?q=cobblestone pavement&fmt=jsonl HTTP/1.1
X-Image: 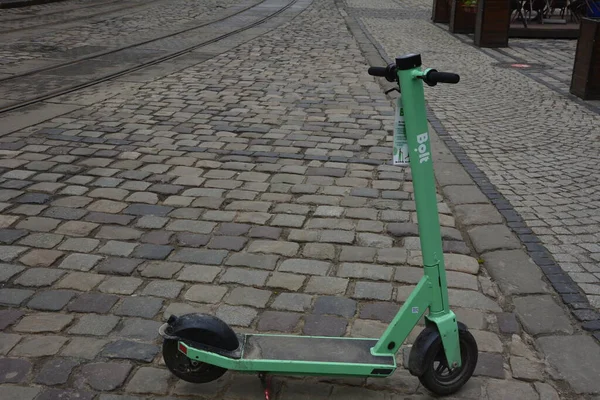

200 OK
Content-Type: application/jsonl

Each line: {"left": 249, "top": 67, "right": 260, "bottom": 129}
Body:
{"left": 0, "top": 0, "right": 590, "bottom": 400}
{"left": 0, "top": 0, "right": 253, "bottom": 67}
{"left": 350, "top": 0, "right": 600, "bottom": 310}
{"left": 450, "top": 33, "right": 600, "bottom": 112}
{"left": 495, "top": 39, "right": 577, "bottom": 95}
{"left": 344, "top": 0, "right": 600, "bottom": 395}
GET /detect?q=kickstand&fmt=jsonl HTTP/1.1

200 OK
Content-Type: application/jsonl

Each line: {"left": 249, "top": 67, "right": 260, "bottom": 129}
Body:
{"left": 258, "top": 372, "right": 272, "bottom": 400}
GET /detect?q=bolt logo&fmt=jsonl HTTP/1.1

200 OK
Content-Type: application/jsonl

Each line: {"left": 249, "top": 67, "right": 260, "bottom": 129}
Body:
{"left": 416, "top": 132, "right": 430, "bottom": 163}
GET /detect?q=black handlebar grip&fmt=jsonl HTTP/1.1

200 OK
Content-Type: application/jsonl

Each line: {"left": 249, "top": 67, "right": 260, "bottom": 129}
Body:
{"left": 368, "top": 67, "right": 388, "bottom": 77}
{"left": 427, "top": 71, "right": 460, "bottom": 84}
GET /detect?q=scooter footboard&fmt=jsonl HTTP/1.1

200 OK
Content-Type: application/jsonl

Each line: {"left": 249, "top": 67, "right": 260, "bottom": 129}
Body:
{"left": 244, "top": 334, "right": 393, "bottom": 364}
{"left": 178, "top": 334, "right": 397, "bottom": 377}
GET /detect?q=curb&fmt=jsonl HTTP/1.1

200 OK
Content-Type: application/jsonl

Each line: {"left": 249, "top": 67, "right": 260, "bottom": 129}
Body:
{"left": 336, "top": 0, "right": 600, "bottom": 395}
{"left": 335, "top": 0, "right": 600, "bottom": 346}
{"left": 0, "top": 0, "right": 66, "bottom": 8}
{"left": 428, "top": 111, "right": 600, "bottom": 341}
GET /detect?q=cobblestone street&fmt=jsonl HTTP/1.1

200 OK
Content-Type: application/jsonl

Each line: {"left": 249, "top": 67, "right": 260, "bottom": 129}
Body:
{"left": 0, "top": 0, "right": 258, "bottom": 68}
{"left": 1, "top": 0, "right": 600, "bottom": 399}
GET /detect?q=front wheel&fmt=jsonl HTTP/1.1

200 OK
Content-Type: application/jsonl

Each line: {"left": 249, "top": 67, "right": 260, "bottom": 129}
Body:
{"left": 413, "top": 325, "right": 478, "bottom": 396}
{"left": 163, "top": 339, "right": 227, "bottom": 383}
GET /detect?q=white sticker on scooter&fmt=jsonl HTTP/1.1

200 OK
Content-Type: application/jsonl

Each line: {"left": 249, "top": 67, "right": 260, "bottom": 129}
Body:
{"left": 393, "top": 96, "right": 409, "bottom": 166}
{"left": 416, "top": 132, "right": 430, "bottom": 163}
{"left": 412, "top": 307, "right": 419, "bottom": 314}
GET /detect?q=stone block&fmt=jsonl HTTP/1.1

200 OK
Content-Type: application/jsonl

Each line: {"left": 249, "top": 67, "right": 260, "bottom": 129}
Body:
{"left": 215, "top": 305, "right": 257, "bottom": 327}
{"left": 313, "top": 296, "right": 357, "bottom": 318}
{"left": 271, "top": 293, "right": 312, "bottom": 312}
{"left": 482, "top": 250, "right": 549, "bottom": 295}
{"left": 184, "top": 284, "right": 228, "bottom": 304}
{"left": 305, "top": 276, "right": 348, "bottom": 295}
{"left": 353, "top": 282, "right": 393, "bottom": 300}
{"left": 226, "top": 287, "right": 272, "bottom": 308}
{"left": 69, "top": 314, "right": 120, "bottom": 336}
{"left": 126, "top": 367, "right": 171, "bottom": 394}
{"left": 256, "top": 311, "right": 301, "bottom": 332}
{"left": 115, "top": 297, "right": 163, "bottom": 318}
{"left": 10, "top": 335, "right": 68, "bottom": 357}
{"left": 78, "top": 362, "right": 133, "bottom": 391}
{"left": 102, "top": 340, "right": 159, "bottom": 363}
{"left": 35, "top": 357, "right": 79, "bottom": 385}
{"left": 468, "top": 225, "right": 521, "bottom": 254}
{"left": 455, "top": 204, "right": 503, "bottom": 226}
{"left": 226, "top": 252, "right": 279, "bottom": 270}
{"left": 0, "top": 357, "right": 31, "bottom": 383}
{"left": 303, "top": 315, "right": 348, "bottom": 336}
{"left": 514, "top": 295, "right": 573, "bottom": 335}
{"left": 485, "top": 379, "right": 538, "bottom": 400}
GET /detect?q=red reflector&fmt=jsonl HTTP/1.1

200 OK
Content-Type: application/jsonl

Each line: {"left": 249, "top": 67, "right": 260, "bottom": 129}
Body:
{"left": 510, "top": 63, "right": 531, "bottom": 69}
{"left": 178, "top": 342, "right": 187, "bottom": 355}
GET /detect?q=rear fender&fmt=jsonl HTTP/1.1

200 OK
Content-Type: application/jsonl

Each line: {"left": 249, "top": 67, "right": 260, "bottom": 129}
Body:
{"left": 164, "top": 313, "right": 240, "bottom": 353}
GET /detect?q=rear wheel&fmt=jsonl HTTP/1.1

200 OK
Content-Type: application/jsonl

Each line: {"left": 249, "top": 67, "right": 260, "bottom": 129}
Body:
{"left": 163, "top": 339, "right": 227, "bottom": 384}
{"left": 161, "top": 314, "right": 239, "bottom": 384}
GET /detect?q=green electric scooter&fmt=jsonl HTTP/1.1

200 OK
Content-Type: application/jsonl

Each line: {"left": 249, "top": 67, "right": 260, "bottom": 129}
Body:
{"left": 159, "top": 53, "right": 478, "bottom": 398}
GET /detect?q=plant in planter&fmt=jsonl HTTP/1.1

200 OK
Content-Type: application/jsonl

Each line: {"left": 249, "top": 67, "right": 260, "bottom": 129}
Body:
{"left": 461, "top": 0, "right": 478, "bottom": 13}
{"left": 449, "top": 0, "right": 478, "bottom": 33}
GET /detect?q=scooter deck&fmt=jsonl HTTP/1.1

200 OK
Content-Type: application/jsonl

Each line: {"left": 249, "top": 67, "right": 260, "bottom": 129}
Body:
{"left": 242, "top": 334, "right": 395, "bottom": 366}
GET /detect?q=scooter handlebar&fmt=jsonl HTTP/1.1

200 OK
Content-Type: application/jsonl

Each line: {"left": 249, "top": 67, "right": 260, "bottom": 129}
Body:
{"left": 425, "top": 70, "right": 460, "bottom": 85}
{"left": 368, "top": 67, "right": 388, "bottom": 77}
{"left": 369, "top": 65, "right": 460, "bottom": 86}
{"left": 368, "top": 64, "right": 398, "bottom": 82}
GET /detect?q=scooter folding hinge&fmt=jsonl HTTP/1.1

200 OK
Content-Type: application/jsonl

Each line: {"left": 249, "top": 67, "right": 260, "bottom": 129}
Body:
{"left": 422, "top": 263, "right": 440, "bottom": 277}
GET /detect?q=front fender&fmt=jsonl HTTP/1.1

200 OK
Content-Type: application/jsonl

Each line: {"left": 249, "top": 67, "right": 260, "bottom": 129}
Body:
{"left": 407, "top": 325, "right": 439, "bottom": 377}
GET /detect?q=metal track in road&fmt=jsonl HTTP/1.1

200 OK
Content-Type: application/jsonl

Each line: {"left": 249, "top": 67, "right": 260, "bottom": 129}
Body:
{"left": 0, "top": 0, "right": 165, "bottom": 34}
{"left": 0, "top": 0, "right": 268, "bottom": 81}
{"left": 0, "top": 0, "right": 268, "bottom": 84}
{"left": 0, "top": 0, "right": 303, "bottom": 115}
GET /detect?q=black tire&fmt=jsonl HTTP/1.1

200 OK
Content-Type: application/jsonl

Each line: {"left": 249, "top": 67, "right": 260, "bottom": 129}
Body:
{"left": 162, "top": 314, "right": 239, "bottom": 384}
{"left": 163, "top": 339, "right": 228, "bottom": 384}
{"left": 416, "top": 325, "right": 478, "bottom": 396}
